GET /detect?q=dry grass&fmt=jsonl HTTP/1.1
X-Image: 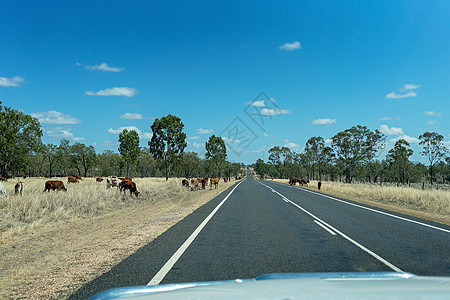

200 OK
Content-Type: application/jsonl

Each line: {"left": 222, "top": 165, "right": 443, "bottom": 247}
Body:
{"left": 271, "top": 179, "right": 450, "bottom": 226}
{"left": 0, "top": 176, "right": 237, "bottom": 299}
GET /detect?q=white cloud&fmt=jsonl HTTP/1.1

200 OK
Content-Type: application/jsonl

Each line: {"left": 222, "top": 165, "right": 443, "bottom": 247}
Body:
{"left": 45, "top": 127, "right": 85, "bottom": 141}
{"left": 192, "top": 142, "right": 203, "bottom": 148}
{"left": 31, "top": 111, "right": 81, "bottom": 124}
{"left": 264, "top": 132, "right": 273, "bottom": 137}
{"left": 120, "top": 113, "right": 143, "bottom": 119}
{"left": 379, "top": 124, "right": 404, "bottom": 135}
{"left": 197, "top": 128, "right": 214, "bottom": 134}
{"left": 188, "top": 136, "right": 200, "bottom": 140}
{"left": 312, "top": 118, "right": 336, "bottom": 125}
{"left": 0, "top": 76, "right": 24, "bottom": 87}
{"left": 107, "top": 126, "right": 152, "bottom": 139}
{"left": 249, "top": 100, "right": 266, "bottom": 107}
{"left": 390, "top": 135, "right": 420, "bottom": 144}
{"left": 279, "top": 41, "right": 301, "bottom": 51}
{"left": 284, "top": 141, "right": 300, "bottom": 150}
{"left": 426, "top": 120, "right": 437, "bottom": 125}
{"left": 425, "top": 111, "right": 442, "bottom": 117}
{"left": 379, "top": 117, "right": 401, "bottom": 121}
{"left": 86, "top": 87, "right": 137, "bottom": 97}
{"left": 260, "top": 108, "right": 291, "bottom": 116}
{"left": 403, "top": 84, "right": 420, "bottom": 90}
{"left": 386, "top": 91, "right": 417, "bottom": 99}
{"left": 86, "top": 62, "right": 124, "bottom": 72}
{"left": 222, "top": 137, "right": 240, "bottom": 144}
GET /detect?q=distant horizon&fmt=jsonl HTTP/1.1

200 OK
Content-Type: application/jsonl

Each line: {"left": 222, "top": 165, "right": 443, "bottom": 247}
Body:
{"left": 1, "top": 1, "right": 449, "bottom": 165}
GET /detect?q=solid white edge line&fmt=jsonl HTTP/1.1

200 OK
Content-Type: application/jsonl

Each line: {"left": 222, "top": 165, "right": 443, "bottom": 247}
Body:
{"left": 258, "top": 181, "right": 403, "bottom": 273}
{"left": 147, "top": 181, "right": 244, "bottom": 286}
{"left": 314, "top": 220, "right": 337, "bottom": 235}
{"left": 282, "top": 183, "right": 450, "bottom": 234}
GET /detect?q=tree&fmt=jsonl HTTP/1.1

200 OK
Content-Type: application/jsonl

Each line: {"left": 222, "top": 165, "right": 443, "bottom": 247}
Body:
{"left": 179, "top": 152, "right": 201, "bottom": 178}
{"left": 118, "top": 129, "right": 140, "bottom": 177}
{"left": 149, "top": 114, "right": 187, "bottom": 181}
{"left": 43, "top": 143, "right": 60, "bottom": 177}
{"left": 58, "top": 139, "right": 72, "bottom": 176}
{"left": 419, "top": 131, "right": 448, "bottom": 185}
{"left": 268, "top": 146, "right": 282, "bottom": 178}
{"left": 70, "top": 143, "right": 97, "bottom": 177}
{"left": 0, "top": 102, "right": 43, "bottom": 176}
{"left": 205, "top": 135, "right": 227, "bottom": 177}
{"left": 386, "top": 139, "right": 414, "bottom": 184}
{"left": 331, "top": 125, "right": 385, "bottom": 183}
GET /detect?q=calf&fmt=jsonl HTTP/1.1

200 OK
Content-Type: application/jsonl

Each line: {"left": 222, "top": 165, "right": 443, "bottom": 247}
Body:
{"left": 182, "top": 179, "right": 190, "bottom": 188}
{"left": 96, "top": 177, "right": 104, "bottom": 182}
{"left": 43, "top": 180, "right": 67, "bottom": 192}
{"left": 68, "top": 176, "right": 79, "bottom": 183}
{"left": 14, "top": 181, "right": 24, "bottom": 196}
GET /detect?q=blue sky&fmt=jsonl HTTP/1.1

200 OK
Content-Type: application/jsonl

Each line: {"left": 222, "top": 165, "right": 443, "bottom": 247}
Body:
{"left": 1, "top": 0, "right": 449, "bottom": 164}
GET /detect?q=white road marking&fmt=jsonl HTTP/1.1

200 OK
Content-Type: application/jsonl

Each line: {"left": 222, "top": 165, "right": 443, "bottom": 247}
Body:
{"left": 314, "top": 220, "right": 337, "bottom": 235}
{"left": 258, "top": 181, "right": 403, "bottom": 272}
{"left": 282, "top": 183, "right": 450, "bottom": 234}
{"left": 147, "top": 181, "right": 244, "bottom": 286}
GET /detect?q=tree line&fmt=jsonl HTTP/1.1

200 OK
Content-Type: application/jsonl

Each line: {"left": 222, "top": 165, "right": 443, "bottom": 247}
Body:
{"left": 253, "top": 125, "right": 449, "bottom": 185}
{"left": 0, "top": 101, "right": 243, "bottom": 179}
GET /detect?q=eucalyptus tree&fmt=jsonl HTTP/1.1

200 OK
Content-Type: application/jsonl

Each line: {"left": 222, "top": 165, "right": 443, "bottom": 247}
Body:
{"left": 205, "top": 135, "right": 227, "bottom": 177}
{"left": 70, "top": 143, "right": 97, "bottom": 177}
{"left": 118, "top": 129, "right": 140, "bottom": 177}
{"left": 0, "top": 101, "right": 43, "bottom": 176}
{"left": 331, "top": 125, "right": 385, "bottom": 183}
{"left": 179, "top": 151, "right": 202, "bottom": 178}
{"left": 149, "top": 114, "right": 187, "bottom": 181}
{"left": 268, "top": 146, "right": 282, "bottom": 178}
{"left": 419, "top": 131, "right": 448, "bottom": 184}
{"left": 386, "top": 139, "right": 414, "bottom": 184}
{"left": 43, "top": 143, "right": 60, "bottom": 177}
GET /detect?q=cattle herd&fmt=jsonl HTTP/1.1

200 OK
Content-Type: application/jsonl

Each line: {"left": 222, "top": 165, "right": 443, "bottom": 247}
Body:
{"left": 0, "top": 174, "right": 247, "bottom": 198}
{"left": 181, "top": 176, "right": 240, "bottom": 191}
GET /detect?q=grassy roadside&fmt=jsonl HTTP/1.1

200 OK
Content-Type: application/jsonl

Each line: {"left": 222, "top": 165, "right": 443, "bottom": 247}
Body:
{"left": 0, "top": 178, "right": 237, "bottom": 299}
{"left": 270, "top": 179, "right": 450, "bottom": 226}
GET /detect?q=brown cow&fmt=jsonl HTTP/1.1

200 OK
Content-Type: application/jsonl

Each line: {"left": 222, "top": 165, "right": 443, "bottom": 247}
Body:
{"left": 210, "top": 177, "right": 219, "bottom": 189}
{"left": 96, "top": 177, "right": 104, "bottom": 182}
{"left": 44, "top": 180, "right": 67, "bottom": 192}
{"left": 75, "top": 175, "right": 82, "bottom": 180}
{"left": 200, "top": 178, "right": 208, "bottom": 189}
{"left": 14, "top": 181, "right": 24, "bottom": 196}
{"left": 190, "top": 178, "right": 199, "bottom": 191}
{"left": 0, "top": 177, "right": 7, "bottom": 182}
{"left": 68, "top": 176, "right": 79, "bottom": 183}
{"left": 119, "top": 180, "right": 139, "bottom": 197}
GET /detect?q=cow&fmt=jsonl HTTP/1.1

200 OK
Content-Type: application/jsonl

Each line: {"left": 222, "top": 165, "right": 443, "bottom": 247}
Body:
{"left": 0, "top": 177, "right": 7, "bottom": 182}
{"left": 0, "top": 182, "right": 7, "bottom": 197}
{"left": 210, "top": 177, "right": 219, "bottom": 189}
{"left": 190, "top": 178, "right": 199, "bottom": 191}
{"left": 96, "top": 177, "right": 104, "bottom": 182}
{"left": 119, "top": 180, "right": 140, "bottom": 197}
{"left": 14, "top": 181, "right": 24, "bottom": 196}
{"left": 182, "top": 179, "right": 190, "bottom": 188}
{"left": 318, "top": 181, "right": 322, "bottom": 190}
{"left": 106, "top": 176, "right": 122, "bottom": 189}
{"left": 201, "top": 178, "right": 208, "bottom": 189}
{"left": 75, "top": 175, "right": 82, "bottom": 180}
{"left": 43, "top": 180, "right": 67, "bottom": 192}
{"left": 68, "top": 176, "right": 79, "bottom": 183}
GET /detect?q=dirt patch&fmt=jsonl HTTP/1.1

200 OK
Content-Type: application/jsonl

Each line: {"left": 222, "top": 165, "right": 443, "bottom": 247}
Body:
{"left": 0, "top": 181, "right": 236, "bottom": 299}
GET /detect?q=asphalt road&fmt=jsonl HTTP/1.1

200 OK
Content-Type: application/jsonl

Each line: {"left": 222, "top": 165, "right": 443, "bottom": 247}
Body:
{"left": 70, "top": 172, "right": 450, "bottom": 299}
